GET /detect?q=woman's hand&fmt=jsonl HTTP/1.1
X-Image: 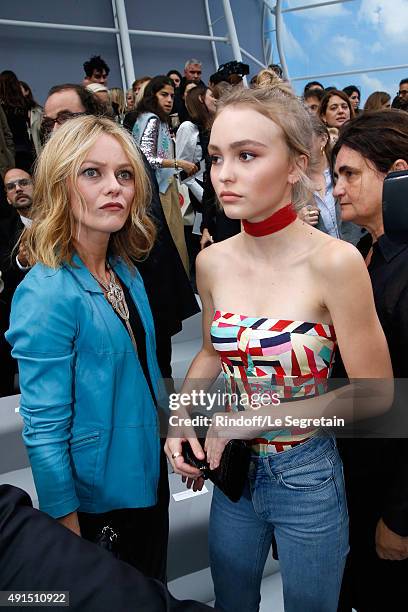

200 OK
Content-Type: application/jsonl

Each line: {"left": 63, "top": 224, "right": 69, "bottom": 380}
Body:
{"left": 299, "top": 204, "right": 319, "bottom": 226}
{"left": 205, "top": 435, "right": 231, "bottom": 471}
{"left": 165, "top": 434, "right": 205, "bottom": 479}
{"left": 177, "top": 159, "right": 198, "bottom": 176}
{"left": 204, "top": 411, "right": 237, "bottom": 470}
{"left": 200, "top": 228, "right": 214, "bottom": 250}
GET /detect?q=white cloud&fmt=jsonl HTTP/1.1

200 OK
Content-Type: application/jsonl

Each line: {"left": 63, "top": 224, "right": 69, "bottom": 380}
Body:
{"left": 286, "top": 0, "right": 350, "bottom": 18}
{"left": 333, "top": 35, "right": 360, "bottom": 67}
{"left": 359, "top": 0, "right": 408, "bottom": 41}
{"left": 361, "top": 73, "right": 386, "bottom": 92}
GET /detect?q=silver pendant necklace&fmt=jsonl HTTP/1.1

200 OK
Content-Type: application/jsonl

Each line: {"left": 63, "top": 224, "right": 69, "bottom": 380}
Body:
{"left": 92, "top": 264, "right": 138, "bottom": 354}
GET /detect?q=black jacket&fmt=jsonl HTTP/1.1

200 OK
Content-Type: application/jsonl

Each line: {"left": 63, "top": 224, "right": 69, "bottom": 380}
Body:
{"left": 0, "top": 485, "right": 212, "bottom": 612}
{"left": 335, "top": 233, "right": 408, "bottom": 536}
{"left": 137, "top": 152, "right": 199, "bottom": 338}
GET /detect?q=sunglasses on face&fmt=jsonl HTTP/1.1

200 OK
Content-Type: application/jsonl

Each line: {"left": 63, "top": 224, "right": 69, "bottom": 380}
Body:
{"left": 41, "top": 111, "right": 87, "bottom": 133}
{"left": 5, "top": 178, "right": 33, "bottom": 192}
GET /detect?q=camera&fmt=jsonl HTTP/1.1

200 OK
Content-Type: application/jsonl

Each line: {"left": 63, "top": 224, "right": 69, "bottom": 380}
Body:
{"left": 382, "top": 170, "right": 408, "bottom": 240}
{"left": 209, "top": 61, "right": 250, "bottom": 86}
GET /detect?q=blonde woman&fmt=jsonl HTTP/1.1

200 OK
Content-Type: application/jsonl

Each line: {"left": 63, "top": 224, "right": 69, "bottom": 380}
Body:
{"left": 6, "top": 116, "right": 169, "bottom": 580}
{"left": 165, "top": 86, "right": 392, "bottom": 611}
{"left": 109, "top": 87, "right": 126, "bottom": 122}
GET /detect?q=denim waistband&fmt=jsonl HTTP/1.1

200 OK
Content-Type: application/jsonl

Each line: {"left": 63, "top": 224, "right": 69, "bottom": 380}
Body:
{"left": 250, "top": 434, "right": 336, "bottom": 473}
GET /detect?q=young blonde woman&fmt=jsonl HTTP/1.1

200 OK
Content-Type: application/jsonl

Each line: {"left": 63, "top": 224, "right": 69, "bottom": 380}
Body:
{"left": 165, "top": 86, "right": 392, "bottom": 611}
{"left": 6, "top": 115, "right": 169, "bottom": 580}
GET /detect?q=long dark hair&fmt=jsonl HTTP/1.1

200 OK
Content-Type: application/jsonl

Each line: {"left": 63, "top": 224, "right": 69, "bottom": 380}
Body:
{"left": 20, "top": 81, "right": 40, "bottom": 110}
{"left": 136, "top": 75, "right": 174, "bottom": 122}
{"left": 185, "top": 86, "right": 213, "bottom": 130}
{"left": 332, "top": 110, "right": 408, "bottom": 173}
{"left": 0, "top": 70, "right": 27, "bottom": 111}
{"left": 343, "top": 85, "right": 360, "bottom": 99}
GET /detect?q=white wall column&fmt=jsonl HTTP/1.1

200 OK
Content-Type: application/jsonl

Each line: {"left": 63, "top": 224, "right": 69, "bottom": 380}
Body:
{"left": 222, "top": 0, "right": 243, "bottom": 63}
{"left": 204, "top": 0, "right": 219, "bottom": 70}
{"left": 115, "top": 0, "right": 135, "bottom": 89}
{"left": 275, "top": 0, "right": 290, "bottom": 80}
{"left": 111, "top": 0, "right": 127, "bottom": 91}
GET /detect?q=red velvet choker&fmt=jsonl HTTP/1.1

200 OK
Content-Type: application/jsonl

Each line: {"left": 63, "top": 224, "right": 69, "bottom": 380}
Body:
{"left": 242, "top": 203, "right": 297, "bottom": 237}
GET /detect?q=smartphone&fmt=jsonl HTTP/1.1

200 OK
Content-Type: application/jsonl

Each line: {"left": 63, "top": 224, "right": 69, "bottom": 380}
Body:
{"left": 383, "top": 170, "right": 408, "bottom": 240}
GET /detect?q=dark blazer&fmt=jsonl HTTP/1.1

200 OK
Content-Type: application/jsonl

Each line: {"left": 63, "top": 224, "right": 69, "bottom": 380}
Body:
{"left": 0, "top": 197, "right": 25, "bottom": 396}
{"left": 0, "top": 208, "right": 25, "bottom": 312}
{"left": 0, "top": 485, "right": 213, "bottom": 612}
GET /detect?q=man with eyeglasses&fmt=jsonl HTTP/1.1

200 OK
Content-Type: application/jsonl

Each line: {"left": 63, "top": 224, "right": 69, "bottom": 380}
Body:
{"left": 0, "top": 168, "right": 33, "bottom": 396}
{"left": 3, "top": 168, "right": 33, "bottom": 271}
{"left": 41, "top": 83, "right": 104, "bottom": 141}
{"left": 398, "top": 78, "right": 408, "bottom": 99}
{"left": 4, "top": 169, "right": 33, "bottom": 227}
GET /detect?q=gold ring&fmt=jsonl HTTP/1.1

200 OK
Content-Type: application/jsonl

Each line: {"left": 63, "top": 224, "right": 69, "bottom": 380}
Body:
{"left": 172, "top": 452, "right": 181, "bottom": 460}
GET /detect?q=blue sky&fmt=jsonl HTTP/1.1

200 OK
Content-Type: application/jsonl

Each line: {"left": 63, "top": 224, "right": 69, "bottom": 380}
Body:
{"left": 271, "top": 0, "right": 408, "bottom": 103}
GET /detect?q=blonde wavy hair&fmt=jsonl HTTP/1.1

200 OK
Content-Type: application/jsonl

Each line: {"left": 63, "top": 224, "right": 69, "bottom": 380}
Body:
{"left": 255, "top": 69, "right": 295, "bottom": 95}
{"left": 215, "top": 84, "right": 314, "bottom": 209}
{"left": 24, "top": 115, "right": 155, "bottom": 268}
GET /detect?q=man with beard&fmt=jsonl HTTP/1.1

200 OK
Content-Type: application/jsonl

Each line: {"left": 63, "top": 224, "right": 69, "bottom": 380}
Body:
{"left": 0, "top": 168, "right": 33, "bottom": 396}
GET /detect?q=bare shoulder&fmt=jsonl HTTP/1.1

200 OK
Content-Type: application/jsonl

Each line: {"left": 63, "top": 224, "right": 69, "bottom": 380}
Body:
{"left": 196, "top": 233, "right": 242, "bottom": 274}
{"left": 310, "top": 235, "right": 366, "bottom": 281}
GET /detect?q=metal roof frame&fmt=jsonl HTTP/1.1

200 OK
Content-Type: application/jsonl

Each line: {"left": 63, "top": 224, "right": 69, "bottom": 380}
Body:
{"left": 0, "top": 0, "right": 266, "bottom": 90}
{"left": 263, "top": 0, "right": 408, "bottom": 84}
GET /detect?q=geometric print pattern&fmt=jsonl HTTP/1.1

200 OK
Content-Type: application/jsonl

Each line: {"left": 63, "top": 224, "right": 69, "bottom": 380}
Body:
{"left": 211, "top": 310, "right": 337, "bottom": 455}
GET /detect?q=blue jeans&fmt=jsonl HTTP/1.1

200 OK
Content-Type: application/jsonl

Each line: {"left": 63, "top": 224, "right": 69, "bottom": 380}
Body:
{"left": 209, "top": 436, "right": 349, "bottom": 612}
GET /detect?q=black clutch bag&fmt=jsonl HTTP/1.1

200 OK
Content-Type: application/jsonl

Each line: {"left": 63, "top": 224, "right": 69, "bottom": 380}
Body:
{"left": 182, "top": 439, "right": 251, "bottom": 503}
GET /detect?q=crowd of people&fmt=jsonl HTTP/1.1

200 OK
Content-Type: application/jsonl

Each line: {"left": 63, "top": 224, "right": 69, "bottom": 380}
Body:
{"left": 1, "top": 52, "right": 408, "bottom": 612}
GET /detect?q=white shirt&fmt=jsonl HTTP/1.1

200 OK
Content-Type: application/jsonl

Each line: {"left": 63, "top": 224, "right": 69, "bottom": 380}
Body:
{"left": 175, "top": 121, "right": 204, "bottom": 203}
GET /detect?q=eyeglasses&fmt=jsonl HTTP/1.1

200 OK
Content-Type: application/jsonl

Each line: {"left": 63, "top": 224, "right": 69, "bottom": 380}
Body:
{"left": 41, "top": 111, "right": 87, "bottom": 133}
{"left": 398, "top": 90, "right": 408, "bottom": 97}
{"left": 5, "top": 178, "right": 33, "bottom": 192}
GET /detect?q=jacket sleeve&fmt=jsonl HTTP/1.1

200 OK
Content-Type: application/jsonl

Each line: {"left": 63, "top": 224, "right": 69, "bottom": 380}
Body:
{"left": 138, "top": 116, "right": 164, "bottom": 169}
{"left": 176, "top": 123, "right": 203, "bottom": 202}
{"left": 6, "top": 274, "right": 79, "bottom": 518}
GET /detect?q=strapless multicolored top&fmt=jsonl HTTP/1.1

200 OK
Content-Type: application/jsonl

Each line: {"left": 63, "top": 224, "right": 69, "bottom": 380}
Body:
{"left": 210, "top": 310, "right": 337, "bottom": 455}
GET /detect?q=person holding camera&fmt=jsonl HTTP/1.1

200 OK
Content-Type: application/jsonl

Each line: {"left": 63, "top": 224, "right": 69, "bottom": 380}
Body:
{"left": 333, "top": 110, "right": 408, "bottom": 611}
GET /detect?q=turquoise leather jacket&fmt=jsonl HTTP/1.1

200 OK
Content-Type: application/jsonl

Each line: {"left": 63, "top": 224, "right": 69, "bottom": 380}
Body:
{"left": 6, "top": 255, "right": 164, "bottom": 519}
